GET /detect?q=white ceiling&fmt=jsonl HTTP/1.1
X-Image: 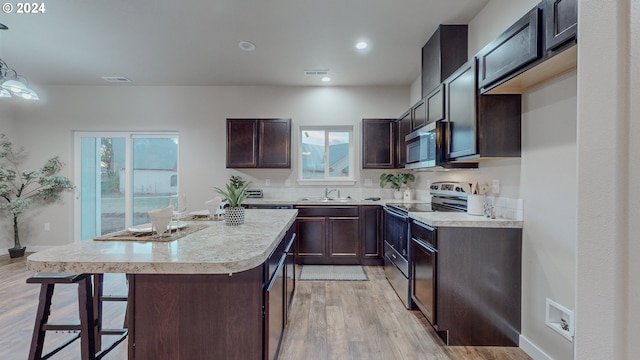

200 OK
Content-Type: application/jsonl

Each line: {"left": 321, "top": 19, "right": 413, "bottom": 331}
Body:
{"left": 0, "top": 0, "right": 489, "bottom": 87}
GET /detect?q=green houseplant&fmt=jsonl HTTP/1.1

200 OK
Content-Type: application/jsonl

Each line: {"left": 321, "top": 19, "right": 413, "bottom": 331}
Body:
{"left": 380, "top": 172, "right": 415, "bottom": 199}
{"left": 213, "top": 176, "right": 251, "bottom": 226}
{"left": 0, "top": 134, "right": 75, "bottom": 257}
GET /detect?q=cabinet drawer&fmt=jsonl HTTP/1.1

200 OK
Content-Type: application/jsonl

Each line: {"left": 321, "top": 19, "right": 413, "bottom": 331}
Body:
{"left": 295, "top": 206, "right": 359, "bottom": 217}
{"left": 477, "top": 7, "right": 541, "bottom": 91}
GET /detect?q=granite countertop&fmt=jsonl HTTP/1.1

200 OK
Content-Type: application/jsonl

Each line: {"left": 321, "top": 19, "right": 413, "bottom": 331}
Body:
{"left": 409, "top": 211, "right": 523, "bottom": 228}
{"left": 243, "top": 197, "right": 418, "bottom": 206}
{"left": 26, "top": 209, "right": 298, "bottom": 275}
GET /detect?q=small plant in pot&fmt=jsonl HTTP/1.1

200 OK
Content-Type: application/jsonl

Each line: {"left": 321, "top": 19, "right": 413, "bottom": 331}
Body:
{"left": 379, "top": 172, "right": 415, "bottom": 200}
{"left": 213, "top": 176, "right": 251, "bottom": 226}
{"left": 0, "top": 134, "right": 75, "bottom": 257}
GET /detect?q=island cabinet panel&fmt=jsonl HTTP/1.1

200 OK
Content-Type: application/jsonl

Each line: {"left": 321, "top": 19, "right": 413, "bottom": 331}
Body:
{"left": 435, "top": 227, "right": 522, "bottom": 346}
{"left": 477, "top": 7, "right": 542, "bottom": 92}
{"left": 127, "top": 221, "right": 296, "bottom": 360}
{"left": 362, "top": 118, "right": 396, "bottom": 169}
{"left": 128, "top": 269, "right": 264, "bottom": 360}
{"left": 227, "top": 118, "right": 291, "bottom": 168}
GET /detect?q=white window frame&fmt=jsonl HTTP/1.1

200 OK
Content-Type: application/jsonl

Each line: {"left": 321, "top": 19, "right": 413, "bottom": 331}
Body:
{"left": 73, "top": 131, "right": 178, "bottom": 242}
{"left": 297, "top": 125, "right": 356, "bottom": 185}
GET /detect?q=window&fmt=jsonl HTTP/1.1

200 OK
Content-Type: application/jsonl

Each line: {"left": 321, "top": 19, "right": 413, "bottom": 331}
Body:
{"left": 299, "top": 126, "right": 355, "bottom": 184}
{"left": 74, "top": 132, "right": 178, "bottom": 241}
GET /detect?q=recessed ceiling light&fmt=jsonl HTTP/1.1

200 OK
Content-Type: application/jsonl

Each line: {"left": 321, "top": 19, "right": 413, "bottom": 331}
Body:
{"left": 238, "top": 41, "right": 256, "bottom": 51}
{"left": 355, "top": 41, "right": 368, "bottom": 50}
{"left": 321, "top": 76, "right": 331, "bottom": 82}
{"left": 101, "top": 76, "right": 131, "bottom": 83}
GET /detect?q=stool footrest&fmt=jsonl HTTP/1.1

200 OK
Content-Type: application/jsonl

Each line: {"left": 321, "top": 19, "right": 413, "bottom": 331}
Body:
{"left": 100, "top": 295, "right": 128, "bottom": 302}
{"left": 42, "top": 322, "right": 81, "bottom": 331}
{"left": 101, "top": 328, "right": 128, "bottom": 335}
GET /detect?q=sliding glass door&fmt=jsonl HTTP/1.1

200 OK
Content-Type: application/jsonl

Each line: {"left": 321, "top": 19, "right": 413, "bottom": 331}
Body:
{"left": 74, "top": 132, "right": 178, "bottom": 241}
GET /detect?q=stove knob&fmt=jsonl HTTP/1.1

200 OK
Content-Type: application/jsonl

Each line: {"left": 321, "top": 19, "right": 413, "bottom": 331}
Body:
{"left": 455, "top": 186, "right": 462, "bottom": 192}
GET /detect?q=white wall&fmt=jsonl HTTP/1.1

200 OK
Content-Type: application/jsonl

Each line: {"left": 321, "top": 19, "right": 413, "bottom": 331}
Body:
{"left": 0, "top": 85, "right": 408, "bottom": 248}
{"left": 627, "top": 1, "right": 639, "bottom": 358}
{"left": 575, "top": 1, "right": 636, "bottom": 359}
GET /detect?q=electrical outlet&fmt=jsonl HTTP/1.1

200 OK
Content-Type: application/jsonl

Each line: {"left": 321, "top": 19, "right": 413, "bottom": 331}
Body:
{"left": 44, "top": 223, "right": 50, "bottom": 231}
{"left": 492, "top": 179, "right": 500, "bottom": 194}
{"left": 265, "top": 179, "right": 271, "bottom": 187}
{"left": 364, "top": 179, "right": 372, "bottom": 187}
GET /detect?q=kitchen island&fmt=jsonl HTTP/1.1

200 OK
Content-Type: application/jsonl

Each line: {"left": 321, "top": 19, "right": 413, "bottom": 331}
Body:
{"left": 27, "top": 209, "right": 298, "bottom": 360}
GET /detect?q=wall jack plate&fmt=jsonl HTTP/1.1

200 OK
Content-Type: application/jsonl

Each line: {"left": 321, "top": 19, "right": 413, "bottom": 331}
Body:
{"left": 545, "top": 298, "right": 574, "bottom": 341}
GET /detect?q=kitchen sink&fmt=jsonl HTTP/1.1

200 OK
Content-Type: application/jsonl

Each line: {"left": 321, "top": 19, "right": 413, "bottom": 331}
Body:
{"left": 297, "top": 196, "right": 354, "bottom": 202}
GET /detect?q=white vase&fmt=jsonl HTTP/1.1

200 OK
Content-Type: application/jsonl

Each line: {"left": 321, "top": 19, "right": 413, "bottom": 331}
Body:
{"left": 393, "top": 190, "right": 403, "bottom": 200}
{"left": 225, "top": 207, "right": 245, "bottom": 226}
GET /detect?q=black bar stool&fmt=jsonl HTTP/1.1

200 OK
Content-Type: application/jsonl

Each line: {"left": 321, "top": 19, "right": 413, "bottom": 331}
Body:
{"left": 27, "top": 273, "right": 128, "bottom": 360}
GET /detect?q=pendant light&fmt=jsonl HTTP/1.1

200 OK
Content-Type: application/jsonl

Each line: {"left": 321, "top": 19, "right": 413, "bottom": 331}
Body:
{"left": 0, "top": 23, "right": 39, "bottom": 100}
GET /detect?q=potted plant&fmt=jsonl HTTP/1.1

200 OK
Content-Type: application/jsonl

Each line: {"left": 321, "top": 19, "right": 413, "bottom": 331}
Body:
{"left": 0, "top": 134, "right": 75, "bottom": 257}
{"left": 213, "top": 176, "right": 251, "bottom": 226}
{"left": 380, "top": 172, "right": 415, "bottom": 200}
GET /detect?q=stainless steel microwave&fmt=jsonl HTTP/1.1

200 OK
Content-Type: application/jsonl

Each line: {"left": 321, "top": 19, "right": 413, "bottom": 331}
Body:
{"left": 404, "top": 121, "right": 477, "bottom": 170}
{"left": 405, "top": 121, "right": 447, "bottom": 169}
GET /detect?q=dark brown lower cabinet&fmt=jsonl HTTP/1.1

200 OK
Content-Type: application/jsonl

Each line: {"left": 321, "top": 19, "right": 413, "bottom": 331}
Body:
{"left": 360, "top": 205, "right": 383, "bottom": 265}
{"left": 434, "top": 227, "right": 522, "bottom": 346}
{"left": 295, "top": 205, "right": 383, "bottom": 265}
{"left": 128, "top": 225, "right": 295, "bottom": 360}
{"left": 295, "top": 206, "right": 360, "bottom": 264}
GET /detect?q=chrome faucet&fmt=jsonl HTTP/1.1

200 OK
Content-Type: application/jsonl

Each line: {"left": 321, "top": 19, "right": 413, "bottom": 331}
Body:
{"left": 324, "top": 188, "right": 340, "bottom": 199}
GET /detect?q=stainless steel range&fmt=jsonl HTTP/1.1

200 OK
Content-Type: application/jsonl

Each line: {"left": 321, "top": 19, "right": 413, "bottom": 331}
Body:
{"left": 383, "top": 182, "right": 468, "bottom": 308}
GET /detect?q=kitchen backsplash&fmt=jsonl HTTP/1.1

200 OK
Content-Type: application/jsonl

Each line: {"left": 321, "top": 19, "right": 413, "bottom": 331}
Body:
{"left": 484, "top": 195, "right": 524, "bottom": 221}
{"left": 249, "top": 187, "right": 523, "bottom": 221}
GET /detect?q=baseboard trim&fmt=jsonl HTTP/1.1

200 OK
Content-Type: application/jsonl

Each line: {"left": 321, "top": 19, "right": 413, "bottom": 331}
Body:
{"left": 520, "top": 335, "right": 553, "bottom": 360}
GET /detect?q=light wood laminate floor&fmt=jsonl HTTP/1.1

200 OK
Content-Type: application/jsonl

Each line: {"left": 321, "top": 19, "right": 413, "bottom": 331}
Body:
{"left": 0, "top": 254, "right": 530, "bottom": 360}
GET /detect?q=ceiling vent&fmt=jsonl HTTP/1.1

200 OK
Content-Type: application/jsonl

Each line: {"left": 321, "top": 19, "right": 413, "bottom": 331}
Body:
{"left": 304, "top": 69, "right": 329, "bottom": 76}
{"left": 101, "top": 76, "right": 131, "bottom": 83}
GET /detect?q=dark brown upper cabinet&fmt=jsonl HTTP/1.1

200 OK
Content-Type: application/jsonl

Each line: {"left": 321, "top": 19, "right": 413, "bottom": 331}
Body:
{"left": 396, "top": 110, "right": 412, "bottom": 168}
{"left": 544, "top": 0, "right": 577, "bottom": 53}
{"left": 445, "top": 58, "right": 522, "bottom": 161}
{"left": 480, "top": 1, "right": 577, "bottom": 95}
{"left": 421, "top": 25, "right": 468, "bottom": 97}
{"left": 362, "top": 118, "right": 396, "bottom": 169}
{"left": 411, "top": 98, "right": 427, "bottom": 131}
{"left": 226, "top": 118, "right": 291, "bottom": 168}
{"left": 426, "top": 84, "right": 445, "bottom": 124}
{"left": 477, "top": 7, "right": 542, "bottom": 92}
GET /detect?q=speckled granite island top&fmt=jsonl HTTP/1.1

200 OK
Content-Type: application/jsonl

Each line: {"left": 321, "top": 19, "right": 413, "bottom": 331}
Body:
{"left": 409, "top": 212, "right": 523, "bottom": 228}
{"left": 27, "top": 209, "right": 298, "bottom": 275}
